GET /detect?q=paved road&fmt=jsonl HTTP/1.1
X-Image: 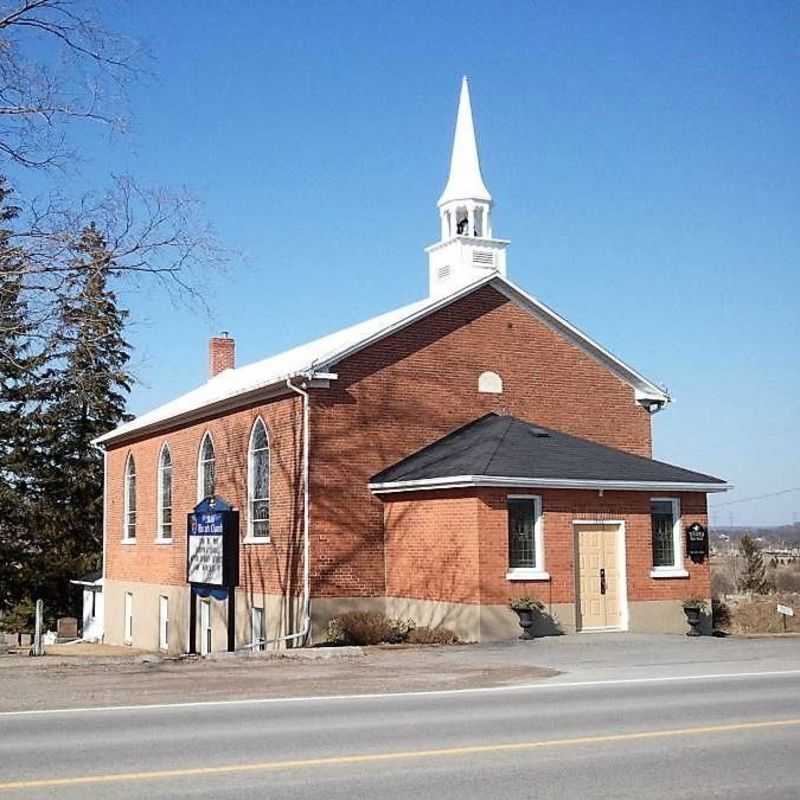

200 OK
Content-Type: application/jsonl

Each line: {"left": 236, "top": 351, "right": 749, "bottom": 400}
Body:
{"left": 2, "top": 665, "right": 800, "bottom": 798}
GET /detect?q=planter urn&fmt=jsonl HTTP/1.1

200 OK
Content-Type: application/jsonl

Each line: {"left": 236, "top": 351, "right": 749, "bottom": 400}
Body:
{"left": 512, "top": 607, "right": 537, "bottom": 640}
{"left": 683, "top": 605, "right": 703, "bottom": 637}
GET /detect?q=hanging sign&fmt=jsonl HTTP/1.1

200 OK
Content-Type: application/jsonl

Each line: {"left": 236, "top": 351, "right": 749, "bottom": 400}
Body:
{"left": 186, "top": 497, "right": 239, "bottom": 587}
{"left": 685, "top": 522, "right": 709, "bottom": 563}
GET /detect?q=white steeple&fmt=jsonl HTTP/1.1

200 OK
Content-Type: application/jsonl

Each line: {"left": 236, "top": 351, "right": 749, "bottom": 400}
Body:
{"left": 426, "top": 77, "right": 508, "bottom": 298}
{"left": 438, "top": 76, "right": 492, "bottom": 207}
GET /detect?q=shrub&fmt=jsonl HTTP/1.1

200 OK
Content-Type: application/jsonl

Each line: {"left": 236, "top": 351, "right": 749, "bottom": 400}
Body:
{"left": 406, "top": 626, "right": 459, "bottom": 645}
{"left": 712, "top": 598, "right": 731, "bottom": 631}
{"left": 325, "top": 612, "right": 414, "bottom": 646}
{"left": 774, "top": 568, "right": 800, "bottom": 594}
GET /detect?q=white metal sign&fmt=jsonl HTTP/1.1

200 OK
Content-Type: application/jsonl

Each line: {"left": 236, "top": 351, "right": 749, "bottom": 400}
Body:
{"left": 777, "top": 604, "right": 794, "bottom": 617}
{"left": 187, "top": 512, "right": 224, "bottom": 585}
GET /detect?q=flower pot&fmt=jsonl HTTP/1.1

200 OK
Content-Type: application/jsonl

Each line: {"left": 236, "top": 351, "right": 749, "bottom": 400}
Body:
{"left": 512, "top": 607, "right": 537, "bottom": 640}
{"left": 683, "top": 606, "right": 703, "bottom": 637}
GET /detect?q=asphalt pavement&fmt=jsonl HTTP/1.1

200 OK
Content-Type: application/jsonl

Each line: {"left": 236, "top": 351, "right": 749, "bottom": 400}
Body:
{"left": 1, "top": 635, "right": 799, "bottom": 799}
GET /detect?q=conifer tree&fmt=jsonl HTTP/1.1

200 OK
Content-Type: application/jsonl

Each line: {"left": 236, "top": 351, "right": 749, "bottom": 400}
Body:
{"left": 0, "top": 177, "right": 40, "bottom": 613}
{"left": 738, "top": 534, "right": 771, "bottom": 595}
{"left": 31, "top": 223, "right": 132, "bottom": 615}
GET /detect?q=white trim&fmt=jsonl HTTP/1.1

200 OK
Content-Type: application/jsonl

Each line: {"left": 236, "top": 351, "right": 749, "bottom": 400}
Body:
{"left": 154, "top": 538, "right": 174, "bottom": 546}
{"left": 246, "top": 417, "right": 271, "bottom": 541}
{"left": 650, "top": 568, "right": 689, "bottom": 578}
{"left": 196, "top": 432, "right": 215, "bottom": 503}
{"left": 243, "top": 536, "right": 272, "bottom": 545}
{"left": 573, "top": 520, "right": 630, "bottom": 632}
{"left": 507, "top": 494, "right": 545, "bottom": 574}
{"left": 156, "top": 442, "right": 173, "bottom": 542}
{"left": 122, "top": 452, "right": 136, "bottom": 543}
{"left": 506, "top": 569, "right": 550, "bottom": 581}
{"left": 370, "top": 475, "right": 730, "bottom": 494}
{"left": 651, "top": 496, "right": 682, "bottom": 571}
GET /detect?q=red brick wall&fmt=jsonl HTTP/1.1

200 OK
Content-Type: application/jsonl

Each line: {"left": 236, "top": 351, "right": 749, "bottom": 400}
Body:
{"left": 384, "top": 492, "right": 480, "bottom": 603}
{"left": 105, "top": 394, "right": 304, "bottom": 595}
{"left": 381, "top": 488, "right": 710, "bottom": 608}
{"left": 312, "top": 285, "right": 653, "bottom": 598}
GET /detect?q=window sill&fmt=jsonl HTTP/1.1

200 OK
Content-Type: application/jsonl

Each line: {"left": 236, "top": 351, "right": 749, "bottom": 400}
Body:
{"left": 650, "top": 568, "right": 689, "bottom": 579}
{"left": 120, "top": 539, "right": 137, "bottom": 546}
{"left": 243, "top": 536, "right": 272, "bottom": 545}
{"left": 506, "top": 569, "right": 551, "bottom": 582}
{"left": 154, "top": 538, "right": 173, "bottom": 545}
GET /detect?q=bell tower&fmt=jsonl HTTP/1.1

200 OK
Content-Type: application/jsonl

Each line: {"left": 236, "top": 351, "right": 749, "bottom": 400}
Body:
{"left": 426, "top": 76, "right": 509, "bottom": 297}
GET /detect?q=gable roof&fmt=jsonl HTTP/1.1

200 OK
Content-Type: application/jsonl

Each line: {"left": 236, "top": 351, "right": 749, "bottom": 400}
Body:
{"left": 94, "top": 273, "right": 670, "bottom": 446}
{"left": 369, "top": 413, "right": 728, "bottom": 494}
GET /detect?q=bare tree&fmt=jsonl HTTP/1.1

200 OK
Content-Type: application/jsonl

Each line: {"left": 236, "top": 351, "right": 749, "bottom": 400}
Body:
{"left": 0, "top": 2, "right": 227, "bottom": 364}
{"left": 0, "top": 0, "right": 140, "bottom": 169}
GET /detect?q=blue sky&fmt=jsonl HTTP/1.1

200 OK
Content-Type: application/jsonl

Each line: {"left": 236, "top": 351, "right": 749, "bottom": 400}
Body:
{"left": 52, "top": 1, "right": 799, "bottom": 526}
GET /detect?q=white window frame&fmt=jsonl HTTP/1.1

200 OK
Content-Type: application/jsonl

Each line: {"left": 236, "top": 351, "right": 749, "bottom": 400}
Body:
{"left": 506, "top": 494, "right": 550, "bottom": 581}
{"left": 158, "top": 595, "right": 169, "bottom": 651}
{"left": 122, "top": 453, "right": 136, "bottom": 543}
{"left": 650, "top": 497, "right": 688, "bottom": 578}
{"left": 244, "top": 418, "right": 271, "bottom": 543}
{"left": 197, "top": 432, "right": 216, "bottom": 503}
{"left": 156, "top": 443, "right": 173, "bottom": 543}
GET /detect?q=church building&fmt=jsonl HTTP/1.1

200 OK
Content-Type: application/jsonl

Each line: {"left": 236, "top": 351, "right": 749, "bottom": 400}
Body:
{"left": 94, "top": 78, "right": 728, "bottom": 653}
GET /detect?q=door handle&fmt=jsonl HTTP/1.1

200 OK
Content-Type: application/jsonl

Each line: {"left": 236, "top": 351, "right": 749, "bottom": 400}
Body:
{"left": 600, "top": 568, "right": 606, "bottom": 595}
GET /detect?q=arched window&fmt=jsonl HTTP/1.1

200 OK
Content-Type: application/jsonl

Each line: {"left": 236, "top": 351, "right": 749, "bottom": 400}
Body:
{"left": 123, "top": 454, "right": 136, "bottom": 541}
{"left": 157, "top": 444, "right": 173, "bottom": 540}
{"left": 197, "top": 433, "right": 215, "bottom": 501}
{"left": 248, "top": 419, "right": 270, "bottom": 539}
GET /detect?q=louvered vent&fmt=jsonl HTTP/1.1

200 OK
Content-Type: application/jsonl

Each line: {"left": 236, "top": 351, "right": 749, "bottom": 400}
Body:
{"left": 472, "top": 250, "right": 494, "bottom": 266}
{"left": 438, "top": 264, "right": 451, "bottom": 280}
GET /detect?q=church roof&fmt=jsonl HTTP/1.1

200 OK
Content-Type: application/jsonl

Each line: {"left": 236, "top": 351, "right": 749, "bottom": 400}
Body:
{"left": 369, "top": 413, "right": 728, "bottom": 493}
{"left": 438, "top": 76, "right": 492, "bottom": 206}
{"left": 94, "top": 273, "right": 670, "bottom": 446}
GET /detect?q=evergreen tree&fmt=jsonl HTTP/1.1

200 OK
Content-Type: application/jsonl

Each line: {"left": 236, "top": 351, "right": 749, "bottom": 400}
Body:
{"left": 738, "top": 534, "right": 771, "bottom": 595}
{"left": 0, "top": 176, "right": 40, "bottom": 614}
{"left": 31, "top": 223, "right": 132, "bottom": 616}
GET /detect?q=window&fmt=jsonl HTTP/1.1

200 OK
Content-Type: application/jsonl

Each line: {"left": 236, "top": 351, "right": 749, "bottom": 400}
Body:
{"left": 251, "top": 606, "right": 264, "bottom": 651}
{"left": 650, "top": 498, "right": 684, "bottom": 575}
{"left": 157, "top": 444, "right": 173, "bottom": 540}
{"left": 158, "top": 596, "right": 169, "bottom": 651}
{"left": 506, "top": 495, "right": 548, "bottom": 580}
{"left": 123, "top": 454, "right": 136, "bottom": 540}
{"left": 197, "top": 433, "right": 215, "bottom": 501}
{"left": 247, "top": 419, "right": 270, "bottom": 539}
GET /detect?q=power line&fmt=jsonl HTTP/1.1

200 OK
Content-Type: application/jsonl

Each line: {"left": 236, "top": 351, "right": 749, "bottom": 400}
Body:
{"left": 710, "top": 487, "right": 800, "bottom": 509}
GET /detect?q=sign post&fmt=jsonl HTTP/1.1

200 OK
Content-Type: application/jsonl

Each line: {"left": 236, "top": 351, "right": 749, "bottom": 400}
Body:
{"left": 777, "top": 604, "right": 794, "bottom": 633}
{"left": 187, "top": 497, "right": 239, "bottom": 654}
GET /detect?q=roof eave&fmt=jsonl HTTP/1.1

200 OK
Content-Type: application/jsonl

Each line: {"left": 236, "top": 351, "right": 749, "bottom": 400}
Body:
{"left": 369, "top": 475, "right": 731, "bottom": 495}
{"left": 93, "top": 372, "right": 337, "bottom": 448}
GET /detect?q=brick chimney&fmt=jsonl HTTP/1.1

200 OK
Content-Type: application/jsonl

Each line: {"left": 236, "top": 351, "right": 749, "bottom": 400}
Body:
{"left": 209, "top": 332, "right": 235, "bottom": 378}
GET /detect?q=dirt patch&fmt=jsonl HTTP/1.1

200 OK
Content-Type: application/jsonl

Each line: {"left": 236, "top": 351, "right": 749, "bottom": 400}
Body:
{"left": 0, "top": 644, "right": 558, "bottom": 712}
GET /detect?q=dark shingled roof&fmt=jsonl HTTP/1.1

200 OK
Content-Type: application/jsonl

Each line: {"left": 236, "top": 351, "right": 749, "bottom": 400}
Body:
{"left": 370, "top": 414, "right": 724, "bottom": 487}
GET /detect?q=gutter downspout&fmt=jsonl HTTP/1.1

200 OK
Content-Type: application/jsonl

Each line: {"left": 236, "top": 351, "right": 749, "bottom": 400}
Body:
{"left": 243, "top": 375, "right": 311, "bottom": 649}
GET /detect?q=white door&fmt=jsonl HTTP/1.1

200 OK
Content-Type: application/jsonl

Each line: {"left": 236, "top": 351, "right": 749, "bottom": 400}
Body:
{"left": 200, "top": 599, "right": 211, "bottom": 655}
{"left": 123, "top": 592, "right": 133, "bottom": 645}
{"left": 158, "top": 596, "right": 169, "bottom": 651}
